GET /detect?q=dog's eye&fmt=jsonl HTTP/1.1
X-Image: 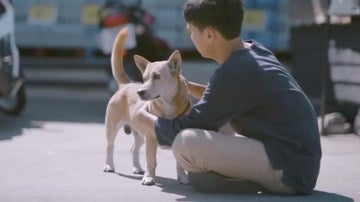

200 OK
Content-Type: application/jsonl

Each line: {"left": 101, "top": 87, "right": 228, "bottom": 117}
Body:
{"left": 153, "top": 73, "right": 161, "bottom": 80}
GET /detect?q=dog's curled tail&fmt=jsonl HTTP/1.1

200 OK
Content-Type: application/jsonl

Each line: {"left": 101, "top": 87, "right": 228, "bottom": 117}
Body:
{"left": 111, "top": 27, "right": 131, "bottom": 85}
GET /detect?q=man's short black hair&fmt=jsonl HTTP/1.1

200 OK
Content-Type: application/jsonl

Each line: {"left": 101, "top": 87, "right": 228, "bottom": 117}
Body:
{"left": 183, "top": 0, "right": 244, "bottom": 40}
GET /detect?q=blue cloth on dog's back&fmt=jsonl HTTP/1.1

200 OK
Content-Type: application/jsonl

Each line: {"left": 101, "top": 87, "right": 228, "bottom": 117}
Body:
{"left": 155, "top": 40, "right": 321, "bottom": 194}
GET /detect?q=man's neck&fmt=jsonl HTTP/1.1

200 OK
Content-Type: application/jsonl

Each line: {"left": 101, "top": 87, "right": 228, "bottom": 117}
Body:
{"left": 213, "top": 37, "right": 245, "bottom": 64}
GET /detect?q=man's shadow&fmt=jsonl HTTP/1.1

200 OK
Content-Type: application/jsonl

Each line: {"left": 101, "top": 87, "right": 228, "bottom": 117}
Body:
{"left": 158, "top": 178, "right": 353, "bottom": 202}
{"left": 118, "top": 173, "right": 354, "bottom": 202}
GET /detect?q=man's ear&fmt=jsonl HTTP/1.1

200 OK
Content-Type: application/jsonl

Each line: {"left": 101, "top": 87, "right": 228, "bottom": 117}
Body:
{"left": 204, "top": 27, "right": 216, "bottom": 41}
{"left": 168, "top": 50, "right": 182, "bottom": 75}
{"left": 134, "top": 55, "right": 150, "bottom": 74}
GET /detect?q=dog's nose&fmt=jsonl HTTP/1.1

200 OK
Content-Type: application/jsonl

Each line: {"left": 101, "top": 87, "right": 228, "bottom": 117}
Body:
{"left": 137, "top": 90, "right": 145, "bottom": 97}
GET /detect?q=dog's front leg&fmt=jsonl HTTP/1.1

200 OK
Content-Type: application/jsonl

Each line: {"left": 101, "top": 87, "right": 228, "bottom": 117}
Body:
{"left": 142, "top": 137, "right": 157, "bottom": 185}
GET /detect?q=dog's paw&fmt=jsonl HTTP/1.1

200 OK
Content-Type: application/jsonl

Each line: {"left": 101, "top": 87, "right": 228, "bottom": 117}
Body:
{"left": 103, "top": 165, "right": 115, "bottom": 173}
{"left": 133, "top": 167, "right": 145, "bottom": 175}
{"left": 178, "top": 175, "right": 189, "bottom": 185}
{"left": 141, "top": 176, "right": 155, "bottom": 186}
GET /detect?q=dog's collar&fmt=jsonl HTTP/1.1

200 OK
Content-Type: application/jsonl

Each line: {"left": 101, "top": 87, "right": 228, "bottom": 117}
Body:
{"left": 177, "top": 100, "right": 192, "bottom": 118}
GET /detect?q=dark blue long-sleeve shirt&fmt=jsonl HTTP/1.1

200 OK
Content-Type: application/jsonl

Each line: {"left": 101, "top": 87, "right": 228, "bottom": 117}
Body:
{"left": 155, "top": 40, "right": 322, "bottom": 194}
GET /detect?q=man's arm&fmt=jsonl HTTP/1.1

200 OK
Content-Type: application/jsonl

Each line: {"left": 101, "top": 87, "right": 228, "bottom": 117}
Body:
{"left": 155, "top": 70, "right": 249, "bottom": 147}
{"left": 134, "top": 105, "right": 183, "bottom": 147}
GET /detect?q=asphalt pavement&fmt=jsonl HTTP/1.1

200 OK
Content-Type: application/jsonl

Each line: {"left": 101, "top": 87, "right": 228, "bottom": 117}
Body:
{"left": 0, "top": 59, "right": 359, "bottom": 202}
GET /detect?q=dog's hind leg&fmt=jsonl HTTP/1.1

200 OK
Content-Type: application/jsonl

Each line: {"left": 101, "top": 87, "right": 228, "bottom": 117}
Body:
{"left": 104, "top": 125, "right": 119, "bottom": 172}
{"left": 131, "top": 132, "right": 145, "bottom": 175}
{"left": 104, "top": 109, "right": 123, "bottom": 172}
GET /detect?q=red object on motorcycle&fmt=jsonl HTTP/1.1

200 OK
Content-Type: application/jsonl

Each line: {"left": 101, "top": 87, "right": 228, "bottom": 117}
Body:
{"left": 103, "top": 13, "right": 128, "bottom": 28}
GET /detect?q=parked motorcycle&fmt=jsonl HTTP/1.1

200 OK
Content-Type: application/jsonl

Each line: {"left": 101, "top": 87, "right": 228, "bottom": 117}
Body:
{"left": 97, "top": 0, "right": 171, "bottom": 92}
{"left": 0, "top": 0, "right": 26, "bottom": 115}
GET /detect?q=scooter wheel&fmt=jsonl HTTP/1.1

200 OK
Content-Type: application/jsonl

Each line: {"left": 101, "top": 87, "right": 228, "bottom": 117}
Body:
{"left": 0, "top": 85, "right": 26, "bottom": 115}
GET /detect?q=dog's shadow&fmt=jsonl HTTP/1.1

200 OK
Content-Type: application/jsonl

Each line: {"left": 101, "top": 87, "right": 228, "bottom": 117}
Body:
{"left": 114, "top": 172, "right": 143, "bottom": 181}
{"left": 114, "top": 171, "right": 186, "bottom": 188}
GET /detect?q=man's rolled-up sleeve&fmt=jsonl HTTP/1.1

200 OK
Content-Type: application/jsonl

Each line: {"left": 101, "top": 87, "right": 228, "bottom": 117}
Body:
{"left": 155, "top": 117, "right": 183, "bottom": 146}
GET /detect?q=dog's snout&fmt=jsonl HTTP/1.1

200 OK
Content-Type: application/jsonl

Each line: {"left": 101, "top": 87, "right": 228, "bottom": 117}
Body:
{"left": 137, "top": 90, "right": 145, "bottom": 97}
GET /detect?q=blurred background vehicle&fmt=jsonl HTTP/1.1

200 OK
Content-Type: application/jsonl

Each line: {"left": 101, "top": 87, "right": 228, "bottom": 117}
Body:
{"left": 97, "top": 0, "right": 171, "bottom": 93}
{"left": 0, "top": 0, "right": 26, "bottom": 115}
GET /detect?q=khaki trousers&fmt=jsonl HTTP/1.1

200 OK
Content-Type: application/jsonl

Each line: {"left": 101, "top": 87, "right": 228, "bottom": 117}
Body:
{"left": 172, "top": 129, "right": 295, "bottom": 194}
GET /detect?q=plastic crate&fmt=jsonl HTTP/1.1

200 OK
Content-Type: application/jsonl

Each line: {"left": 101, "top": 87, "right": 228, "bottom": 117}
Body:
{"left": 255, "top": 0, "right": 281, "bottom": 9}
{"left": 152, "top": 9, "right": 183, "bottom": 30}
{"left": 242, "top": 0, "right": 289, "bottom": 52}
{"left": 244, "top": 0, "right": 282, "bottom": 9}
{"left": 12, "top": 0, "right": 291, "bottom": 52}
{"left": 143, "top": 0, "right": 184, "bottom": 9}
{"left": 12, "top": 0, "right": 104, "bottom": 50}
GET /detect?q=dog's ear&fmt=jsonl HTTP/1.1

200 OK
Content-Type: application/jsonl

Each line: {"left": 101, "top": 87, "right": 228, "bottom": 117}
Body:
{"left": 134, "top": 55, "right": 150, "bottom": 74}
{"left": 168, "top": 50, "right": 181, "bottom": 75}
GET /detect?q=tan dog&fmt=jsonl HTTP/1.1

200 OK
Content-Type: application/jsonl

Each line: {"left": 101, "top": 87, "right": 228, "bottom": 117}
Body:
{"left": 103, "top": 27, "right": 191, "bottom": 185}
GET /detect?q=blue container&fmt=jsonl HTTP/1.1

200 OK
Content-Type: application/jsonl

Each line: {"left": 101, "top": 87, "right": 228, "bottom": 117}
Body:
{"left": 265, "top": 10, "right": 281, "bottom": 31}
{"left": 242, "top": 0, "right": 289, "bottom": 52}
{"left": 243, "top": 0, "right": 257, "bottom": 9}
{"left": 240, "top": 30, "right": 254, "bottom": 41}
{"left": 255, "top": 0, "right": 280, "bottom": 10}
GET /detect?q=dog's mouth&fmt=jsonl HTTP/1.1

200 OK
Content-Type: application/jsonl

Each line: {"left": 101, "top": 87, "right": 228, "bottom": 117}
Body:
{"left": 137, "top": 89, "right": 161, "bottom": 100}
{"left": 138, "top": 94, "right": 160, "bottom": 101}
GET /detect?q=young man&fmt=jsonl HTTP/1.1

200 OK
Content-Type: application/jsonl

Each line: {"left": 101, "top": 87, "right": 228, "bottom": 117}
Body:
{"left": 136, "top": 0, "right": 321, "bottom": 194}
